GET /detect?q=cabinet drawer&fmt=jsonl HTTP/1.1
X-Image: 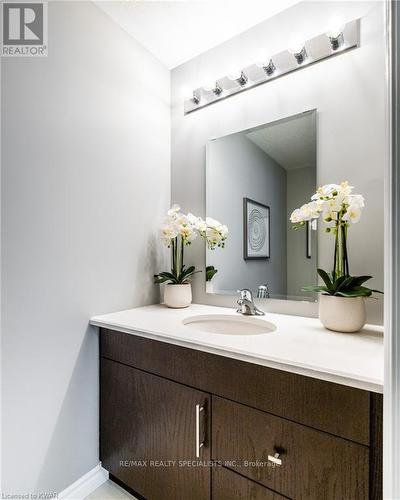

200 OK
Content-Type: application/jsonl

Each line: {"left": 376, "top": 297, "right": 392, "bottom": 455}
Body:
{"left": 100, "top": 329, "right": 370, "bottom": 444}
{"left": 212, "top": 396, "right": 369, "bottom": 500}
{"left": 212, "top": 466, "right": 285, "bottom": 500}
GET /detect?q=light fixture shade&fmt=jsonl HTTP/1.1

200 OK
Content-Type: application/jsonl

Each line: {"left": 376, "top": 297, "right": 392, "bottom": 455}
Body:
{"left": 242, "top": 64, "right": 266, "bottom": 83}
{"left": 217, "top": 75, "right": 240, "bottom": 92}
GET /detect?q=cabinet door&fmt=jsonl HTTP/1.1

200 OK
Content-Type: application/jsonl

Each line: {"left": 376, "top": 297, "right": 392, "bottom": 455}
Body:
{"left": 212, "top": 466, "right": 285, "bottom": 500}
{"left": 101, "top": 358, "right": 210, "bottom": 500}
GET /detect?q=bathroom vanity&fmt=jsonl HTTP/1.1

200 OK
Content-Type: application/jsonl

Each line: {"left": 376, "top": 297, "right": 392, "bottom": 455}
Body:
{"left": 91, "top": 304, "right": 383, "bottom": 500}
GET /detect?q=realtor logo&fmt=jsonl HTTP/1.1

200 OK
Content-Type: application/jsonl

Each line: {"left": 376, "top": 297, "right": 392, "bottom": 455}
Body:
{"left": 2, "top": 2, "right": 48, "bottom": 56}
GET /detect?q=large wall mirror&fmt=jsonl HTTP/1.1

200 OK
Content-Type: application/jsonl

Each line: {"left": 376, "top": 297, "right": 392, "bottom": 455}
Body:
{"left": 206, "top": 110, "right": 318, "bottom": 301}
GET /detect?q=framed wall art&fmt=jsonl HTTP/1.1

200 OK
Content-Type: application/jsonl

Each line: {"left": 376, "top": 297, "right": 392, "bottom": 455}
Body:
{"left": 243, "top": 197, "right": 270, "bottom": 260}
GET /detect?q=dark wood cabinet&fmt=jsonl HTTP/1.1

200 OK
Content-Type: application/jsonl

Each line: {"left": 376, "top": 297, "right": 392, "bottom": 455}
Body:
{"left": 100, "top": 328, "right": 370, "bottom": 444}
{"left": 101, "top": 358, "right": 210, "bottom": 500}
{"left": 212, "top": 396, "right": 369, "bottom": 499}
{"left": 100, "top": 328, "right": 382, "bottom": 500}
{"left": 212, "top": 467, "right": 284, "bottom": 500}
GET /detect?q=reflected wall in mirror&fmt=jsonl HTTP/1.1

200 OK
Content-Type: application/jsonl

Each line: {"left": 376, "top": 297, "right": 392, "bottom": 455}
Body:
{"left": 206, "top": 110, "right": 317, "bottom": 301}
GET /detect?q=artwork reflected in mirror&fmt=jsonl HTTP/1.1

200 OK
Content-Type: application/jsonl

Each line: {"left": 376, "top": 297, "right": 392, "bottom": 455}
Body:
{"left": 243, "top": 198, "right": 270, "bottom": 260}
{"left": 206, "top": 110, "right": 317, "bottom": 301}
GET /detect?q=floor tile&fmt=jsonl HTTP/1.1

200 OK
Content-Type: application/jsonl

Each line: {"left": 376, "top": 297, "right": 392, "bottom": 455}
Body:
{"left": 85, "top": 480, "right": 137, "bottom": 500}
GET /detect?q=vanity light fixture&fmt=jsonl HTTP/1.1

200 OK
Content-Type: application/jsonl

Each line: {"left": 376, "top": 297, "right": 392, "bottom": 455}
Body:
{"left": 327, "top": 29, "right": 345, "bottom": 51}
{"left": 205, "top": 82, "right": 223, "bottom": 96}
{"left": 263, "top": 58, "right": 276, "bottom": 76}
{"left": 236, "top": 71, "right": 248, "bottom": 86}
{"left": 184, "top": 18, "right": 360, "bottom": 114}
{"left": 289, "top": 46, "right": 307, "bottom": 65}
{"left": 192, "top": 90, "right": 201, "bottom": 104}
{"left": 213, "top": 82, "right": 223, "bottom": 95}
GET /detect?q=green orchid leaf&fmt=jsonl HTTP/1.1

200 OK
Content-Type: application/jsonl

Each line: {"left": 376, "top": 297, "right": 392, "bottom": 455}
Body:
{"left": 304, "top": 270, "right": 383, "bottom": 297}
{"left": 206, "top": 266, "right": 218, "bottom": 281}
{"left": 301, "top": 285, "right": 329, "bottom": 293}
{"left": 178, "top": 265, "right": 196, "bottom": 282}
{"left": 333, "top": 276, "right": 355, "bottom": 294}
{"left": 154, "top": 271, "right": 179, "bottom": 284}
{"left": 332, "top": 275, "right": 347, "bottom": 293}
{"left": 317, "top": 269, "right": 334, "bottom": 293}
{"left": 158, "top": 272, "right": 177, "bottom": 280}
{"left": 351, "top": 275, "right": 373, "bottom": 287}
{"left": 154, "top": 276, "right": 178, "bottom": 284}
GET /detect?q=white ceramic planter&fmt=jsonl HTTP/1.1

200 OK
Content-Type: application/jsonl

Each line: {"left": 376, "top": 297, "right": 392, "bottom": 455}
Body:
{"left": 164, "top": 283, "right": 192, "bottom": 309}
{"left": 319, "top": 294, "right": 366, "bottom": 333}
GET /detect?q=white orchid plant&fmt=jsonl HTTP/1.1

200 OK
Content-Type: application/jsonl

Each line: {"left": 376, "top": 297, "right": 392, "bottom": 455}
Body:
{"left": 154, "top": 204, "right": 228, "bottom": 285}
{"left": 290, "top": 182, "right": 382, "bottom": 298}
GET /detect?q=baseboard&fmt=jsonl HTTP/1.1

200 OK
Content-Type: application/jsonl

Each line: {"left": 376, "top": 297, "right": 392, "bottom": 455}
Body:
{"left": 59, "top": 463, "right": 109, "bottom": 500}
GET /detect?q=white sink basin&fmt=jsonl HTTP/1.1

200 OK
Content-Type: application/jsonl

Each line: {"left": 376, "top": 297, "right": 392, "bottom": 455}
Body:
{"left": 182, "top": 314, "right": 276, "bottom": 335}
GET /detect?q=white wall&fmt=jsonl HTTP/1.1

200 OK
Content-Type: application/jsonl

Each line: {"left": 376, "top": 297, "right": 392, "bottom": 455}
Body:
{"left": 1, "top": 1, "right": 170, "bottom": 494}
{"left": 207, "top": 133, "right": 287, "bottom": 296}
{"left": 171, "top": 1, "right": 385, "bottom": 324}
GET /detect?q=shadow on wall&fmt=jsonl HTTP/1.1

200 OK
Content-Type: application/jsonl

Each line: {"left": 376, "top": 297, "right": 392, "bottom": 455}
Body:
{"left": 133, "top": 234, "right": 164, "bottom": 306}
{"left": 35, "top": 327, "right": 99, "bottom": 493}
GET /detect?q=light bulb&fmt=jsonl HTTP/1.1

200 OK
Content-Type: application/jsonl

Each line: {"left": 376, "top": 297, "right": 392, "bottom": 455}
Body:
{"left": 327, "top": 27, "right": 344, "bottom": 39}
{"left": 226, "top": 70, "right": 247, "bottom": 86}
{"left": 288, "top": 41, "right": 306, "bottom": 56}
{"left": 181, "top": 86, "right": 193, "bottom": 99}
{"left": 253, "top": 49, "right": 269, "bottom": 66}
{"left": 326, "top": 17, "right": 345, "bottom": 39}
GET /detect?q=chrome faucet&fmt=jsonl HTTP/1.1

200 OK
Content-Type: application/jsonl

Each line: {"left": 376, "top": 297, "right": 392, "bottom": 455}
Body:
{"left": 236, "top": 289, "right": 265, "bottom": 316}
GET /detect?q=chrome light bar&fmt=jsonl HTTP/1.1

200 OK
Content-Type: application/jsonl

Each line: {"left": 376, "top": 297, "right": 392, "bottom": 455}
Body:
{"left": 184, "top": 19, "right": 360, "bottom": 114}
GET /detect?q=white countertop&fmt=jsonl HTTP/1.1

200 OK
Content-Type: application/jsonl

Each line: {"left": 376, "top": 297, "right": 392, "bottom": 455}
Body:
{"left": 90, "top": 303, "right": 384, "bottom": 393}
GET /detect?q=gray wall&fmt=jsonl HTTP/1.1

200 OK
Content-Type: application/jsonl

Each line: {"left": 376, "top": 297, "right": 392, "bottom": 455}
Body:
{"left": 286, "top": 167, "right": 317, "bottom": 298}
{"left": 171, "top": 1, "right": 385, "bottom": 323}
{"left": 1, "top": 2, "right": 170, "bottom": 494}
{"left": 207, "top": 134, "right": 287, "bottom": 295}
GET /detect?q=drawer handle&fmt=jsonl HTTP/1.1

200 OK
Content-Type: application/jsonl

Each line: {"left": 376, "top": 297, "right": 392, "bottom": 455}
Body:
{"left": 268, "top": 452, "right": 282, "bottom": 466}
{"left": 195, "top": 404, "right": 205, "bottom": 458}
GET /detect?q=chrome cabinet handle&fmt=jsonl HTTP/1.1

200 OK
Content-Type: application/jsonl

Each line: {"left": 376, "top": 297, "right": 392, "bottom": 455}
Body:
{"left": 195, "top": 404, "right": 205, "bottom": 458}
{"left": 267, "top": 452, "right": 282, "bottom": 466}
